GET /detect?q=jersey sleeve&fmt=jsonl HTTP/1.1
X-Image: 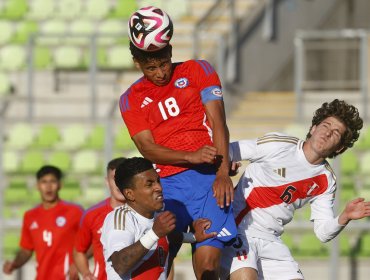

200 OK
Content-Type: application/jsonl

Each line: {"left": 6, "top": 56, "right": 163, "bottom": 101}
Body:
{"left": 74, "top": 213, "right": 92, "bottom": 253}
{"left": 192, "top": 60, "right": 223, "bottom": 104}
{"left": 20, "top": 212, "right": 34, "bottom": 250}
{"left": 310, "top": 179, "right": 336, "bottom": 221}
{"left": 230, "top": 139, "right": 259, "bottom": 162}
{"left": 119, "top": 88, "right": 150, "bottom": 137}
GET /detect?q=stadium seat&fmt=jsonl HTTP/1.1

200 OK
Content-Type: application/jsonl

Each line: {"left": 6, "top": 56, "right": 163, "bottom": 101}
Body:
{"left": 163, "top": 0, "right": 189, "bottom": 19}
{"left": 0, "top": 72, "right": 11, "bottom": 96}
{"left": 33, "top": 124, "right": 60, "bottom": 148}
{"left": 27, "top": 0, "right": 55, "bottom": 20}
{"left": 39, "top": 20, "right": 68, "bottom": 45}
{"left": 85, "top": 125, "right": 105, "bottom": 149}
{"left": 33, "top": 46, "right": 53, "bottom": 70}
{"left": 283, "top": 123, "right": 307, "bottom": 139}
{"left": 54, "top": 46, "right": 82, "bottom": 69}
{"left": 3, "top": 231, "right": 20, "bottom": 258}
{"left": 340, "top": 188, "right": 356, "bottom": 203}
{"left": 106, "top": 46, "right": 134, "bottom": 69}
{"left": 356, "top": 126, "right": 370, "bottom": 150}
{"left": 72, "top": 150, "right": 101, "bottom": 174}
{"left": 340, "top": 234, "right": 351, "bottom": 256}
{"left": 5, "top": 123, "right": 34, "bottom": 149}
{"left": 1, "top": 0, "right": 28, "bottom": 20}
{"left": 281, "top": 233, "right": 297, "bottom": 254}
{"left": 69, "top": 19, "right": 95, "bottom": 45}
{"left": 114, "top": 128, "right": 136, "bottom": 151}
{"left": 49, "top": 151, "right": 71, "bottom": 171}
{"left": 55, "top": 0, "right": 82, "bottom": 20}
{"left": 359, "top": 151, "right": 370, "bottom": 175}
{"left": 13, "top": 21, "right": 38, "bottom": 44}
{"left": 0, "top": 45, "right": 26, "bottom": 71}
{"left": 60, "top": 178, "right": 81, "bottom": 201}
{"left": 20, "top": 151, "right": 45, "bottom": 174}
{"left": 340, "top": 150, "right": 359, "bottom": 176}
{"left": 4, "top": 178, "right": 29, "bottom": 204}
{"left": 359, "top": 234, "right": 370, "bottom": 256}
{"left": 109, "top": 0, "right": 138, "bottom": 19}
{"left": 297, "top": 233, "right": 328, "bottom": 257}
{"left": 98, "top": 20, "right": 125, "bottom": 45}
{"left": 0, "top": 21, "right": 14, "bottom": 45}
{"left": 3, "top": 150, "right": 19, "bottom": 174}
{"left": 84, "top": 0, "right": 110, "bottom": 20}
{"left": 58, "top": 124, "right": 88, "bottom": 150}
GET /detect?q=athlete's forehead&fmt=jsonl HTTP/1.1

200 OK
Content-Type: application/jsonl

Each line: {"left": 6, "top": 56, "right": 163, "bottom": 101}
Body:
{"left": 138, "top": 56, "right": 171, "bottom": 67}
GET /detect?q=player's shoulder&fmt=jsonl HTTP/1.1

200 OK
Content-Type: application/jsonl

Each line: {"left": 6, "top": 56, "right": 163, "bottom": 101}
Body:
{"left": 256, "top": 132, "right": 300, "bottom": 147}
{"left": 24, "top": 204, "right": 42, "bottom": 218}
{"left": 81, "top": 199, "right": 109, "bottom": 221}
{"left": 60, "top": 200, "right": 84, "bottom": 213}
{"left": 119, "top": 77, "right": 146, "bottom": 113}
{"left": 105, "top": 205, "right": 136, "bottom": 231}
{"left": 182, "top": 59, "right": 216, "bottom": 75}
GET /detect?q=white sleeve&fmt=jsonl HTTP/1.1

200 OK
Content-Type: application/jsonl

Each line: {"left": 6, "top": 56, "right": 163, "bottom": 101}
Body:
{"left": 229, "top": 139, "right": 258, "bottom": 162}
{"left": 101, "top": 213, "right": 136, "bottom": 260}
{"left": 313, "top": 216, "right": 346, "bottom": 243}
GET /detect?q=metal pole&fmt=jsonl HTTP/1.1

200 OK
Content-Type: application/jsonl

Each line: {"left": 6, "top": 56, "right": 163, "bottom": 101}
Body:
{"left": 27, "top": 35, "right": 35, "bottom": 120}
{"left": 89, "top": 34, "right": 98, "bottom": 121}
{"left": 0, "top": 116, "right": 4, "bottom": 267}
{"left": 359, "top": 31, "right": 368, "bottom": 120}
{"left": 294, "top": 35, "right": 304, "bottom": 123}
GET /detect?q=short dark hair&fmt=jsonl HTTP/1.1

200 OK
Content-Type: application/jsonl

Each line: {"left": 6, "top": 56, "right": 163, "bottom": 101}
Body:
{"left": 114, "top": 157, "right": 154, "bottom": 193}
{"left": 129, "top": 42, "right": 172, "bottom": 63}
{"left": 307, "top": 99, "right": 363, "bottom": 157}
{"left": 106, "top": 157, "right": 126, "bottom": 173}
{"left": 36, "top": 165, "right": 63, "bottom": 180}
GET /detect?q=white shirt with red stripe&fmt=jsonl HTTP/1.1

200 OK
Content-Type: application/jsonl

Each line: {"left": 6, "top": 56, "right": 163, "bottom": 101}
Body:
{"left": 230, "top": 133, "right": 343, "bottom": 242}
{"left": 101, "top": 205, "right": 169, "bottom": 280}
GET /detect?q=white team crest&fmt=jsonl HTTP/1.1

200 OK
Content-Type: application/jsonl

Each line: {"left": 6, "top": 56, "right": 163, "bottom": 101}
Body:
{"left": 30, "top": 221, "right": 38, "bottom": 230}
{"left": 56, "top": 216, "right": 66, "bottom": 227}
{"left": 211, "top": 87, "right": 222, "bottom": 97}
{"left": 174, "top": 78, "right": 188, "bottom": 88}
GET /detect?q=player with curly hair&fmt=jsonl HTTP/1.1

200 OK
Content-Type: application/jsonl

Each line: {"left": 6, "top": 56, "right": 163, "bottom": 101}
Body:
{"left": 220, "top": 99, "right": 370, "bottom": 280}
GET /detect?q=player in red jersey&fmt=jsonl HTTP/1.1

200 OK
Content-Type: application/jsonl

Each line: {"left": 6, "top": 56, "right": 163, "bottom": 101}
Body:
{"left": 3, "top": 165, "right": 83, "bottom": 280}
{"left": 74, "top": 157, "right": 126, "bottom": 280}
{"left": 120, "top": 8, "right": 237, "bottom": 279}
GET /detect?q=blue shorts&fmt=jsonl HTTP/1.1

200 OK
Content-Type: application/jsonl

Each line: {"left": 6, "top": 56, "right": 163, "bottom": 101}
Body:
{"left": 161, "top": 165, "right": 237, "bottom": 249}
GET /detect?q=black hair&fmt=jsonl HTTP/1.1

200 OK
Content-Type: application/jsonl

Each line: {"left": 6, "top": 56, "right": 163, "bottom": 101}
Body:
{"left": 36, "top": 165, "right": 63, "bottom": 180}
{"left": 114, "top": 157, "right": 154, "bottom": 193}
{"left": 129, "top": 42, "right": 172, "bottom": 63}
{"left": 106, "top": 157, "right": 127, "bottom": 173}
{"left": 307, "top": 99, "right": 363, "bottom": 157}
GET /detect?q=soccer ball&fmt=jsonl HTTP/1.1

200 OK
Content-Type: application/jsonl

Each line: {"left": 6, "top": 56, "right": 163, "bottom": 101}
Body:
{"left": 128, "top": 6, "right": 173, "bottom": 52}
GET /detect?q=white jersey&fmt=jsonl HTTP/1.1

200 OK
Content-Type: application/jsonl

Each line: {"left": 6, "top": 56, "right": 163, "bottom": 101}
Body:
{"left": 230, "top": 133, "right": 337, "bottom": 241}
{"left": 101, "top": 205, "right": 169, "bottom": 280}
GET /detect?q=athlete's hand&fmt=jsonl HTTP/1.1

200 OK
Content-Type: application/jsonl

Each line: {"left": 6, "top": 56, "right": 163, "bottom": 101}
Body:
{"left": 339, "top": 198, "right": 370, "bottom": 225}
{"left": 229, "top": 161, "right": 242, "bottom": 176}
{"left": 213, "top": 174, "right": 234, "bottom": 208}
{"left": 3, "top": 260, "right": 15, "bottom": 274}
{"left": 187, "top": 145, "right": 217, "bottom": 164}
{"left": 152, "top": 211, "right": 176, "bottom": 238}
{"left": 69, "top": 263, "right": 80, "bottom": 280}
{"left": 83, "top": 272, "right": 97, "bottom": 280}
{"left": 193, "top": 218, "right": 217, "bottom": 242}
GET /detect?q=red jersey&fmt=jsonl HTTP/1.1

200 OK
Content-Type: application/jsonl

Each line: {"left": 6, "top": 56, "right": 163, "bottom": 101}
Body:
{"left": 20, "top": 200, "right": 83, "bottom": 280}
{"left": 120, "top": 60, "right": 222, "bottom": 177}
{"left": 75, "top": 198, "right": 113, "bottom": 280}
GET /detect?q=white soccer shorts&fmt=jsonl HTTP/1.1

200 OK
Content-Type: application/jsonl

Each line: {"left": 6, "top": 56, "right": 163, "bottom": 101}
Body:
{"left": 220, "top": 234, "right": 304, "bottom": 280}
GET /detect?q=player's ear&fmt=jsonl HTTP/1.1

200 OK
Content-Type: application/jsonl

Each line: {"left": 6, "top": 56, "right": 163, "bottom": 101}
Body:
{"left": 123, "top": 188, "right": 135, "bottom": 202}
{"left": 133, "top": 59, "right": 141, "bottom": 71}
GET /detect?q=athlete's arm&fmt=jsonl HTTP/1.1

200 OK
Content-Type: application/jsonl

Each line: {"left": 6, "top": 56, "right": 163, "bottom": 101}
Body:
{"left": 204, "top": 99, "right": 233, "bottom": 208}
{"left": 74, "top": 249, "right": 96, "bottom": 280}
{"left": 110, "top": 211, "right": 176, "bottom": 276}
{"left": 314, "top": 197, "right": 370, "bottom": 242}
{"left": 2, "top": 248, "right": 33, "bottom": 274}
{"left": 132, "top": 130, "right": 217, "bottom": 165}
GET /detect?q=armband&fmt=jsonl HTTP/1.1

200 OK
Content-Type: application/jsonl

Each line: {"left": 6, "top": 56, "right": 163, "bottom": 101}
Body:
{"left": 139, "top": 229, "right": 159, "bottom": 250}
{"left": 183, "top": 232, "right": 196, "bottom": 243}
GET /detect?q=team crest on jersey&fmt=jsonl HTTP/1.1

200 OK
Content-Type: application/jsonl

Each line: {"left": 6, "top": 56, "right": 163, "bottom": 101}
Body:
{"left": 212, "top": 87, "right": 223, "bottom": 97}
{"left": 174, "top": 77, "right": 188, "bottom": 88}
{"left": 56, "top": 216, "right": 66, "bottom": 227}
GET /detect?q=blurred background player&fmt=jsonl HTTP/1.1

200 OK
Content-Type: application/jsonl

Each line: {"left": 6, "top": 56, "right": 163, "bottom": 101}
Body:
{"left": 74, "top": 157, "right": 126, "bottom": 280}
{"left": 101, "top": 157, "right": 216, "bottom": 279}
{"left": 121, "top": 7, "right": 237, "bottom": 279}
{"left": 221, "top": 99, "right": 370, "bottom": 280}
{"left": 2, "top": 165, "right": 83, "bottom": 280}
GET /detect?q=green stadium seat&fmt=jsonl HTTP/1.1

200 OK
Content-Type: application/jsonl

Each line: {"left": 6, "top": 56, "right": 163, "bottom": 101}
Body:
{"left": 358, "top": 189, "right": 370, "bottom": 200}
{"left": 82, "top": 178, "right": 107, "bottom": 205}
{"left": 4, "top": 178, "right": 29, "bottom": 204}
{"left": 359, "top": 234, "right": 370, "bottom": 256}
{"left": 114, "top": 128, "right": 136, "bottom": 150}
{"left": 139, "top": 0, "right": 164, "bottom": 9}
{"left": 163, "top": 0, "right": 189, "bottom": 19}
{"left": 0, "top": 72, "right": 11, "bottom": 96}
{"left": 340, "top": 234, "right": 351, "bottom": 256}
{"left": 281, "top": 233, "right": 296, "bottom": 254}
{"left": 39, "top": 20, "right": 68, "bottom": 45}
{"left": 58, "top": 124, "right": 88, "bottom": 150}
{"left": 340, "top": 150, "right": 359, "bottom": 176}
{"left": 360, "top": 151, "right": 370, "bottom": 175}
{"left": 85, "top": 125, "right": 105, "bottom": 149}
{"left": 54, "top": 46, "right": 82, "bottom": 69}
{"left": 13, "top": 21, "right": 38, "bottom": 44}
{"left": 49, "top": 151, "right": 71, "bottom": 171}
{"left": 340, "top": 188, "right": 356, "bottom": 203}
{"left": 0, "top": 45, "right": 26, "bottom": 71}
{"left": 33, "top": 124, "right": 60, "bottom": 148}
{"left": 84, "top": 0, "right": 110, "bottom": 20}
{"left": 84, "top": 47, "right": 108, "bottom": 69}
{"left": 283, "top": 123, "right": 307, "bottom": 139}
{"left": 0, "top": 21, "right": 14, "bottom": 45}
{"left": 20, "top": 151, "right": 45, "bottom": 174}
{"left": 1, "top": 0, "right": 27, "bottom": 20}
{"left": 356, "top": 126, "right": 370, "bottom": 150}
{"left": 3, "top": 231, "right": 20, "bottom": 259}
{"left": 5, "top": 123, "right": 34, "bottom": 149}
{"left": 69, "top": 19, "right": 95, "bottom": 45}
{"left": 109, "top": 0, "right": 138, "bottom": 19}
{"left": 297, "top": 233, "right": 328, "bottom": 257}
{"left": 33, "top": 46, "right": 53, "bottom": 70}
{"left": 73, "top": 150, "right": 101, "bottom": 174}
{"left": 3, "top": 150, "right": 19, "bottom": 174}
{"left": 98, "top": 20, "right": 125, "bottom": 45}
{"left": 106, "top": 46, "right": 134, "bottom": 69}
{"left": 55, "top": 0, "right": 82, "bottom": 20}
{"left": 27, "top": 0, "right": 55, "bottom": 20}
{"left": 60, "top": 178, "right": 81, "bottom": 201}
